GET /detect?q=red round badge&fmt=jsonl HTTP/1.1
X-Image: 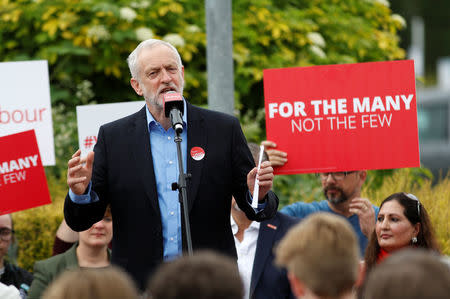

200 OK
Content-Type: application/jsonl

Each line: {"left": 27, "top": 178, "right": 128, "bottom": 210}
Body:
{"left": 190, "top": 147, "right": 205, "bottom": 161}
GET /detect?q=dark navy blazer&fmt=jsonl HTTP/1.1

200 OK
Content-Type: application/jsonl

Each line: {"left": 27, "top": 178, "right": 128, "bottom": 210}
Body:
{"left": 250, "top": 212, "right": 298, "bottom": 299}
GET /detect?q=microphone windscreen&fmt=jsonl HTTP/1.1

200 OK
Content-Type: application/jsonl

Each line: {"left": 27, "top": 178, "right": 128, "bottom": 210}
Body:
{"left": 163, "top": 92, "right": 184, "bottom": 117}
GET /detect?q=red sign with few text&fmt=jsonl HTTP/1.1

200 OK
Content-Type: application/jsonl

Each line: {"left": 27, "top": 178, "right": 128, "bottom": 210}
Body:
{"left": 0, "top": 130, "right": 51, "bottom": 215}
{"left": 264, "top": 60, "right": 419, "bottom": 175}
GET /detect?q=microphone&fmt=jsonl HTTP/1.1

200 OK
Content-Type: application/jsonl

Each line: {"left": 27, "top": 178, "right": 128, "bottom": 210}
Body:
{"left": 163, "top": 91, "right": 184, "bottom": 134}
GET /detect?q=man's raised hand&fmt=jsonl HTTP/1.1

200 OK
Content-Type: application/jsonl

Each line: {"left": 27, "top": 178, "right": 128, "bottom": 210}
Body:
{"left": 67, "top": 149, "right": 94, "bottom": 195}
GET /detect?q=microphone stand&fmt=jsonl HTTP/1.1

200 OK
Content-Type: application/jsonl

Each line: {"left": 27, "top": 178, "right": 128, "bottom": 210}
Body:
{"left": 171, "top": 128, "right": 193, "bottom": 256}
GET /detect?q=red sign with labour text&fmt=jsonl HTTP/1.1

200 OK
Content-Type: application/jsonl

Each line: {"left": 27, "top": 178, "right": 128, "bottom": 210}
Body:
{"left": 264, "top": 60, "right": 419, "bottom": 175}
{"left": 0, "top": 130, "right": 51, "bottom": 215}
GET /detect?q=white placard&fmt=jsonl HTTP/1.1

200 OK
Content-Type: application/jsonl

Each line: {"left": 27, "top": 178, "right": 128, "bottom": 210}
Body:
{"left": 0, "top": 60, "right": 55, "bottom": 165}
{"left": 77, "top": 101, "right": 145, "bottom": 157}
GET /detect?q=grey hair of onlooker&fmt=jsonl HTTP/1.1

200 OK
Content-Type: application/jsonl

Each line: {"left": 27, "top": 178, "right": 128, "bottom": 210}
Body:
{"left": 247, "top": 142, "right": 269, "bottom": 164}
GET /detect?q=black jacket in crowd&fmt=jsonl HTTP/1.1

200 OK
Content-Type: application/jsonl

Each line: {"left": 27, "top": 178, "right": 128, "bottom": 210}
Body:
{"left": 0, "top": 261, "right": 33, "bottom": 295}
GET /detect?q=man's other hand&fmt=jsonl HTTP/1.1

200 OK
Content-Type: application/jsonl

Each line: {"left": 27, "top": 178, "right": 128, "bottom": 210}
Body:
{"left": 247, "top": 161, "right": 274, "bottom": 200}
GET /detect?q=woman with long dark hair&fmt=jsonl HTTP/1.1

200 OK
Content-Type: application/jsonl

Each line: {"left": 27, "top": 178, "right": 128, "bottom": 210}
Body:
{"left": 364, "top": 192, "right": 440, "bottom": 273}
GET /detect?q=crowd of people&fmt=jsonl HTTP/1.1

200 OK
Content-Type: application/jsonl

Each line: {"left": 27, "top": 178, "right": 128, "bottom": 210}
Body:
{"left": 1, "top": 39, "right": 449, "bottom": 298}
{"left": 2, "top": 187, "right": 448, "bottom": 299}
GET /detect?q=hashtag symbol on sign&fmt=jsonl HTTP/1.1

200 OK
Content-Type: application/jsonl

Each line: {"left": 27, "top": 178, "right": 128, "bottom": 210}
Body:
{"left": 84, "top": 136, "right": 95, "bottom": 149}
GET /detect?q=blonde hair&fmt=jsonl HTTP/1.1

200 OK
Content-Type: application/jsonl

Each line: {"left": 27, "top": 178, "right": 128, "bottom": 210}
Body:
{"left": 42, "top": 266, "right": 138, "bottom": 299}
{"left": 276, "top": 213, "right": 359, "bottom": 297}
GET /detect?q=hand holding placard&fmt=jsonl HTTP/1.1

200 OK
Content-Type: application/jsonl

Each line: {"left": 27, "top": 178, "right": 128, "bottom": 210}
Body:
{"left": 261, "top": 140, "right": 288, "bottom": 167}
{"left": 67, "top": 149, "right": 94, "bottom": 195}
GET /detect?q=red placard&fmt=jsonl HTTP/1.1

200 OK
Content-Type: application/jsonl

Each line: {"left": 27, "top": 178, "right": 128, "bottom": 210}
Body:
{"left": 264, "top": 60, "right": 419, "bottom": 175}
{"left": 0, "top": 130, "right": 51, "bottom": 215}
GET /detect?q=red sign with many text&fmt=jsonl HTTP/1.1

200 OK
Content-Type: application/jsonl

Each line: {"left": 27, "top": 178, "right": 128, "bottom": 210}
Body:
{"left": 0, "top": 130, "right": 51, "bottom": 215}
{"left": 264, "top": 60, "right": 420, "bottom": 175}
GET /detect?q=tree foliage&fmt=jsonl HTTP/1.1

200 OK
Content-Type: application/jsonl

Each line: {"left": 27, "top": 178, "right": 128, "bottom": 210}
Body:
{"left": 1, "top": 0, "right": 405, "bottom": 110}
{"left": 1, "top": 0, "right": 407, "bottom": 173}
{"left": 233, "top": 0, "right": 406, "bottom": 112}
{"left": 1, "top": 0, "right": 406, "bottom": 154}
{"left": 0, "top": 0, "right": 206, "bottom": 109}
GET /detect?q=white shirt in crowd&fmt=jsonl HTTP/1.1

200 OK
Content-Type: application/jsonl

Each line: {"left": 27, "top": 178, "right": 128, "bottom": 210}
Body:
{"left": 0, "top": 282, "right": 20, "bottom": 299}
{"left": 231, "top": 215, "right": 260, "bottom": 299}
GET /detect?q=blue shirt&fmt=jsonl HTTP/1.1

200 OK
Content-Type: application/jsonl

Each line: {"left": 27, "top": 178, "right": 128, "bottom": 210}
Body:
{"left": 145, "top": 102, "right": 187, "bottom": 260}
{"left": 70, "top": 101, "right": 187, "bottom": 260}
{"left": 280, "top": 200, "right": 379, "bottom": 256}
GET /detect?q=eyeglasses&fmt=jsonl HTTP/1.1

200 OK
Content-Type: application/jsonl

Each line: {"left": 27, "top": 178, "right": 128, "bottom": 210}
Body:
{"left": 0, "top": 227, "right": 14, "bottom": 241}
{"left": 317, "top": 171, "right": 356, "bottom": 181}
{"left": 404, "top": 193, "right": 421, "bottom": 217}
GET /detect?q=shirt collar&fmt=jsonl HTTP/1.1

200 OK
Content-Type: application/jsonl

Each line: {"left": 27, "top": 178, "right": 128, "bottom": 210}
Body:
{"left": 250, "top": 220, "right": 260, "bottom": 230}
{"left": 145, "top": 98, "right": 188, "bottom": 129}
{"left": 230, "top": 215, "right": 260, "bottom": 235}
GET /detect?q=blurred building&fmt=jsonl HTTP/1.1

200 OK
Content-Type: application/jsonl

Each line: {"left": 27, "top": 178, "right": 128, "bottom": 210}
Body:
{"left": 407, "top": 13, "right": 450, "bottom": 177}
{"left": 417, "top": 85, "right": 450, "bottom": 177}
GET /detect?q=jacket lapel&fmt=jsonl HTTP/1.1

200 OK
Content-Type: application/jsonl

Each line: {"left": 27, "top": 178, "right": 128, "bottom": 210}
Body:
{"left": 250, "top": 214, "right": 280, "bottom": 296}
{"left": 186, "top": 103, "right": 206, "bottom": 212}
{"left": 130, "top": 106, "right": 160, "bottom": 214}
{"left": 64, "top": 243, "right": 80, "bottom": 268}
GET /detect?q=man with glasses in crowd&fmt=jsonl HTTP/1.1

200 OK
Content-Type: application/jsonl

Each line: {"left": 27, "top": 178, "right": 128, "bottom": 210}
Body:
{"left": 262, "top": 141, "right": 378, "bottom": 255}
{"left": 0, "top": 214, "right": 33, "bottom": 296}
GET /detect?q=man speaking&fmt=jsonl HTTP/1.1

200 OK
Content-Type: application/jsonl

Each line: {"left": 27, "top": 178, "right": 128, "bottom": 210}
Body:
{"left": 64, "top": 39, "right": 278, "bottom": 289}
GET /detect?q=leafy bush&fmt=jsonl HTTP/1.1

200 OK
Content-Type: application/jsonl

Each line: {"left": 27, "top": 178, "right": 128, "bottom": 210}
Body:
{"left": 272, "top": 167, "right": 433, "bottom": 210}
{"left": 47, "top": 104, "right": 78, "bottom": 178}
{"left": 0, "top": 0, "right": 207, "bottom": 109}
{"left": 1, "top": 0, "right": 405, "bottom": 112}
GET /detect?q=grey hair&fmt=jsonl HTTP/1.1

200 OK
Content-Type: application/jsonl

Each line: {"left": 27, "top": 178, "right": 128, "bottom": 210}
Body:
{"left": 126, "top": 39, "right": 183, "bottom": 80}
